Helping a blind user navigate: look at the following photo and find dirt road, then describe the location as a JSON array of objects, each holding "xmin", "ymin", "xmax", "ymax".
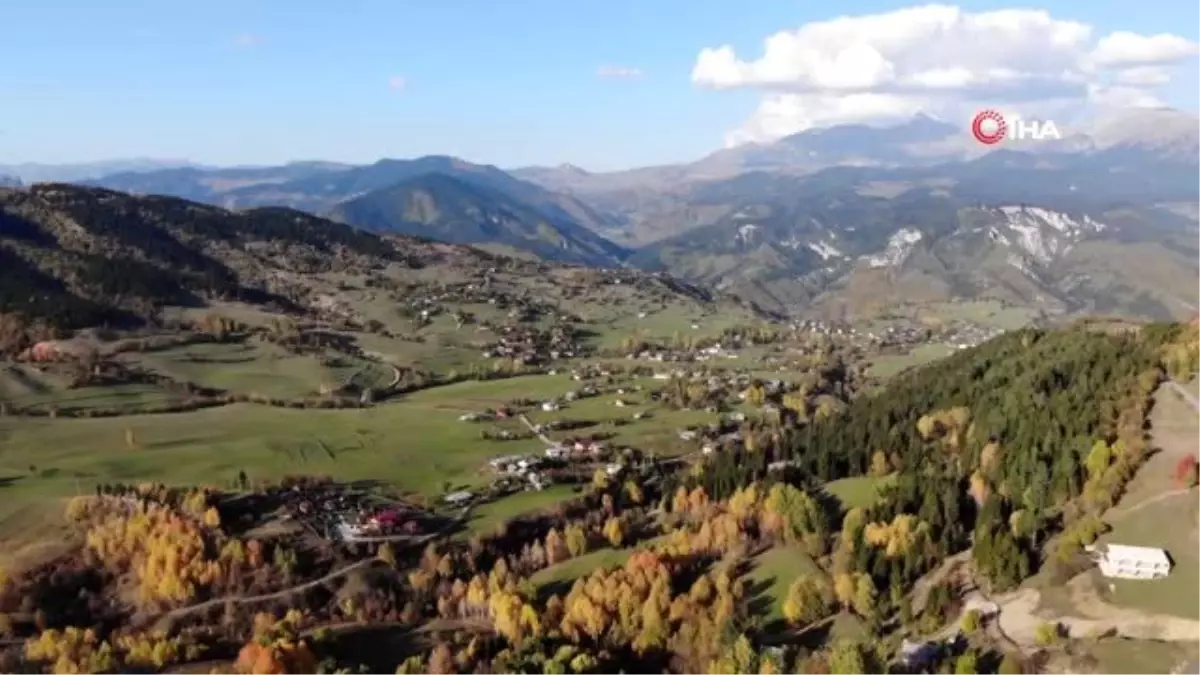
[
  {"xmin": 1166, "ymin": 381, "xmax": 1200, "ymax": 413},
  {"xmin": 994, "ymin": 584, "xmax": 1200, "ymax": 646}
]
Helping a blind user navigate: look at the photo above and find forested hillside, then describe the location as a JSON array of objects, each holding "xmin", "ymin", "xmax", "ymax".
[
  {"xmin": 0, "ymin": 184, "xmax": 415, "ymax": 328},
  {"xmin": 683, "ymin": 322, "xmax": 1195, "ymax": 599}
]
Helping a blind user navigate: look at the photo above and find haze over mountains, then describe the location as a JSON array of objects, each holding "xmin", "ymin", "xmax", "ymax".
[{"xmin": 6, "ymin": 107, "xmax": 1198, "ymax": 320}]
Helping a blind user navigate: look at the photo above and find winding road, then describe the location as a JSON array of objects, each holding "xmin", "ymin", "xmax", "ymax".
[
  {"xmin": 154, "ymin": 506, "xmax": 472, "ymax": 628},
  {"xmin": 157, "ymin": 558, "xmax": 382, "ymax": 625}
]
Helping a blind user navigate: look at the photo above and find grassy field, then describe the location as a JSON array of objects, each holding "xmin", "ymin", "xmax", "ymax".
[
  {"xmin": 1082, "ymin": 637, "xmax": 1199, "ymax": 674},
  {"xmin": 0, "ymin": 363, "xmax": 189, "ymax": 415},
  {"xmin": 1098, "ymin": 494, "xmax": 1199, "ymax": 619},
  {"xmin": 1093, "ymin": 381, "xmax": 1200, "ymax": 619},
  {"xmin": 463, "ymin": 485, "xmax": 582, "ymax": 538},
  {"xmin": 824, "ymin": 474, "xmax": 896, "ymax": 511},
  {"xmin": 530, "ymin": 545, "xmax": 641, "ymax": 588},
  {"xmin": 591, "ymin": 305, "xmax": 762, "ymax": 350},
  {"xmin": 916, "ymin": 300, "xmax": 1040, "ymax": 331},
  {"xmin": 0, "ymin": 372, "xmax": 709, "ymax": 559},
  {"xmin": 122, "ymin": 341, "xmax": 374, "ymax": 399},
  {"xmin": 868, "ymin": 344, "xmax": 956, "ymax": 378},
  {"xmin": 746, "ymin": 544, "xmax": 824, "ymax": 622}
]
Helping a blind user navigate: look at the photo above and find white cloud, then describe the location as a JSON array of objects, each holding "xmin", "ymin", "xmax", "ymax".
[
  {"xmin": 1091, "ymin": 32, "xmax": 1199, "ymax": 68},
  {"xmin": 387, "ymin": 75, "xmax": 408, "ymax": 91},
  {"xmin": 597, "ymin": 65, "xmax": 645, "ymax": 79},
  {"xmin": 233, "ymin": 33, "xmax": 264, "ymax": 48},
  {"xmin": 723, "ymin": 93, "xmax": 924, "ymax": 147},
  {"xmin": 692, "ymin": 5, "xmax": 1198, "ymax": 145},
  {"xmin": 1113, "ymin": 66, "xmax": 1170, "ymax": 87},
  {"xmin": 1087, "ymin": 83, "xmax": 1166, "ymax": 109}
]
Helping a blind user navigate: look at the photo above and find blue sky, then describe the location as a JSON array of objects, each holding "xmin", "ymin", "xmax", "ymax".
[{"xmin": 1, "ymin": 0, "xmax": 1196, "ymax": 170}]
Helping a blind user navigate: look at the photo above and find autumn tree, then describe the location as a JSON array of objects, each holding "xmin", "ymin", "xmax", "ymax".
[
  {"xmin": 862, "ymin": 513, "xmax": 929, "ymax": 559},
  {"xmin": 1174, "ymin": 454, "xmax": 1199, "ymax": 488},
  {"xmin": 961, "ymin": 609, "xmax": 980, "ymax": 633},
  {"xmin": 427, "ymin": 644, "xmax": 455, "ymax": 674},
  {"xmin": 851, "ymin": 573, "xmax": 877, "ymax": 620},
  {"xmin": 624, "ymin": 480, "xmax": 644, "ymax": 505},
  {"xmin": 762, "ymin": 483, "xmax": 828, "ymax": 555},
  {"xmin": 869, "ymin": 451, "xmax": 891, "ymax": 477},
  {"xmin": 545, "ymin": 528, "xmax": 570, "ymax": 565},
  {"xmin": 1034, "ymin": 621, "xmax": 1062, "ymax": 646},
  {"xmin": 1085, "ymin": 440, "xmax": 1112, "ymax": 480},
  {"xmin": 377, "ymin": 542, "xmax": 397, "ymax": 568},
  {"xmin": 827, "ymin": 640, "xmax": 875, "ymax": 675},
  {"xmin": 602, "ymin": 517, "xmax": 626, "ymax": 548},
  {"xmin": 954, "ymin": 650, "xmax": 979, "ymax": 674},
  {"xmin": 782, "ymin": 575, "xmax": 835, "ymax": 625}
]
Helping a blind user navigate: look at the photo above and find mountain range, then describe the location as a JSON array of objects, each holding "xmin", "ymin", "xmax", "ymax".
[
  {"xmin": 0, "ymin": 183, "xmax": 755, "ymax": 334},
  {"xmin": 4, "ymin": 107, "xmax": 1197, "ymax": 321}
]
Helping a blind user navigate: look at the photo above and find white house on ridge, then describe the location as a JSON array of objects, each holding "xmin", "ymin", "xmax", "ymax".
[{"xmin": 1086, "ymin": 543, "xmax": 1172, "ymax": 580}]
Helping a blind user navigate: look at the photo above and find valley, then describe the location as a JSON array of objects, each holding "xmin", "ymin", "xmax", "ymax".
[{"xmin": 1, "ymin": 98, "xmax": 1198, "ymax": 674}]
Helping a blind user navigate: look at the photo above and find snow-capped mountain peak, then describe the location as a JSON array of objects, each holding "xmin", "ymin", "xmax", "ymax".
[
  {"xmin": 988, "ymin": 205, "xmax": 1105, "ymax": 263},
  {"xmin": 863, "ymin": 228, "xmax": 923, "ymax": 268}
]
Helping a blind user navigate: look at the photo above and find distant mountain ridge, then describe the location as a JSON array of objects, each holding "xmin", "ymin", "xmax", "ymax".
[
  {"xmin": 84, "ymin": 155, "xmax": 629, "ymax": 266},
  {"xmin": 327, "ymin": 172, "xmax": 630, "ymax": 267},
  {"xmin": 18, "ymin": 105, "xmax": 1197, "ymax": 321}
]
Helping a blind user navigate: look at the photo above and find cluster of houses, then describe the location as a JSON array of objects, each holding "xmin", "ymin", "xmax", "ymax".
[
  {"xmin": 269, "ymin": 481, "xmax": 429, "ymax": 544},
  {"xmin": 625, "ymin": 341, "xmax": 743, "ymax": 363},
  {"xmin": 486, "ymin": 453, "xmax": 554, "ymax": 492},
  {"xmin": 872, "ymin": 321, "xmax": 1004, "ymax": 351},
  {"xmin": 676, "ymin": 415, "xmax": 752, "ymax": 456},
  {"xmin": 335, "ymin": 507, "xmax": 422, "ymax": 541},
  {"xmin": 480, "ymin": 324, "xmax": 585, "ymax": 364},
  {"xmin": 789, "ymin": 317, "xmax": 1006, "ymax": 354}
]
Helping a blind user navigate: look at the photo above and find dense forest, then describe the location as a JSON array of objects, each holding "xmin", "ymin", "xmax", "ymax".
[{"xmin": 683, "ymin": 323, "xmax": 1191, "ymax": 596}]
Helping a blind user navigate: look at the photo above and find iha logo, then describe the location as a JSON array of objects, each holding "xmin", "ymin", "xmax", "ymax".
[{"xmin": 971, "ymin": 110, "xmax": 1061, "ymax": 145}]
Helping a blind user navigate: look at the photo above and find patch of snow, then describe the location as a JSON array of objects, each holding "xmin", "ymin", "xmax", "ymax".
[
  {"xmin": 987, "ymin": 227, "xmax": 1011, "ymax": 246},
  {"xmin": 808, "ymin": 240, "xmax": 843, "ymax": 260},
  {"xmin": 992, "ymin": 206, "xmax": 1105, "ymax": 263},
  {"xmin": 863, "ymin": 228, "xmax": 923, "ymax": 268},
  {"xmin": 736, "ymin": 224, "xmax": 759, "ymax": 245},
  {"xmin": 1006, "ymin": 253, "xmax": 1037, "ymax": 279}
]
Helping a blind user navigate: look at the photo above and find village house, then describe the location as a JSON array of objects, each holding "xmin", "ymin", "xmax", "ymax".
[
  {"xmin": 444, "ymin": 490, "xmax": 474, "ymax": 505},
  {"xmin": 1086, "ymin": 543, "xmax": 1172, "ymax": 579}
]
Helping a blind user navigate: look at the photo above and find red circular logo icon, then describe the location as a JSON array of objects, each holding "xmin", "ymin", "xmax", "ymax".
[{"xmin": 972, "ymin": 110, "xmax": 1007, "ymax": 145}]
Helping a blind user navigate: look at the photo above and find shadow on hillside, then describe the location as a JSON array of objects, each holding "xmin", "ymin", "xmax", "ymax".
[{"xmin": 323, "ymin": 625, "xmax": 423, "ymax": 672}]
